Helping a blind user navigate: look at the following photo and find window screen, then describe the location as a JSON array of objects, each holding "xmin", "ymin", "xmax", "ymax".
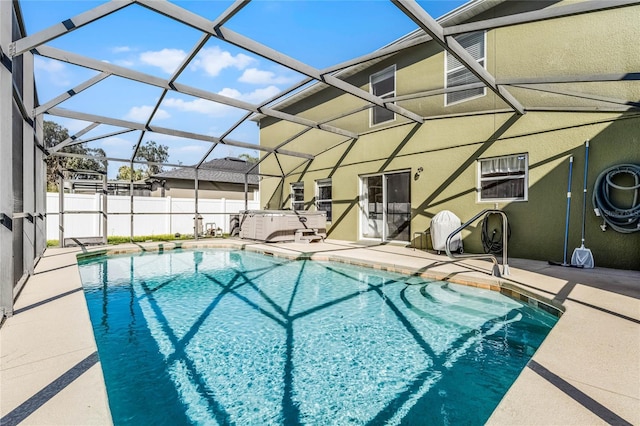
[
  {"xmin": 446, "ymin": 31, "xmax": 486, "ymax": 105},
  {"xmin": 478, "ymin": 154, "xmax": 528, "ymax": 202},
  {"xmin": 291, "ymin": 182, "xmax": 304, "ymax": 211},
  {"xmin": 370, "ymin": 66, "xmax": 395, "ymax": 125},
  {"xmin": 315, "ymin": 179, "xmax": 332, "ymax": 221}
]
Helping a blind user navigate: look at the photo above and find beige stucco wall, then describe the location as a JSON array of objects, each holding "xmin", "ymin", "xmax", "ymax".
[{"xmin": 258, "ymin": 2, "xmax": 640, "ymax": 269}]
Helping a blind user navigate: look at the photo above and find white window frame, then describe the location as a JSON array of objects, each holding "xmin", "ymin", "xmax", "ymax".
[
  {"xmin": 445, "ymin": 31, "xmax": 487, "ymax": 106},
  {"xmin": 291, "ymin": 182, "xmax": 304, "ymax": 211},
  {"xmin": 477, "ymin": 153, "xmax": 529, "ymax": 203},
  {"xmin": 315, "ymin": 178, "xmax": 332, "ymax": 222},
  {"xmin": 369, "ymin": 65, "xmax": 396, "ymax": 127}
]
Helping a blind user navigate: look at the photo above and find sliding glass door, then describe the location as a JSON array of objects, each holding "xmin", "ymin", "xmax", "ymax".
[
  {"xmin": 362, "ymin": 175, "xmax": 384, "ymax": 239},
  {"xmin": 361, "ymin": 171, "xmax": 411, "ymax": 242}
]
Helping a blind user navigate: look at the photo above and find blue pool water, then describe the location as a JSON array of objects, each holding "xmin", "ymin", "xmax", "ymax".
[{"xmin": 78, "ymin": 249, "xmax": 557, "ymax": 426}]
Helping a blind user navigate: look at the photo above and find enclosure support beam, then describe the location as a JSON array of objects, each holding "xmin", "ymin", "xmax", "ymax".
[
  {"xmin": 526, "ymin": 106, "xmax": 640, "ymax": 113},
  {"xmin": 244, "ymin": 174, "xmax": 249, "ymax": 211},
  {"xmin": 130, "ymin": 32, "xmax": 214, "ymax": 163},
  {"xmin": 130, "ymin": 160, "xmax": 134, "ymax": 243},
  {"xmin": 444, "ymin": 0, "xmax": 640, "ymax": 36},
  {"xmin": 34, "ymin": 72, "xmax": 110, "ymax": 116},
  {"xmin": 392, "ymin": 0, "xmax": 525, "ymax": 115},
  {"xmin": 50, "ymin": 122, "xmax": 101, "ymax": 153},
  {"xmin": 498, "ymin": 73, "xmax": 640, "ymax": 86},
  {"xmin": 9, "ymin": 0, "xmax": 134, "ymax": 57},
  {"xmin": 321, "ymin": 34, "xmax": 433, "ymax": 75},
  {"xmin": 65, "ymin": 128, "xmax": 136, "ymax": 148},
  {"xmin": 22, "ymin": 50, "xmax": 36, "ymax": 279},
  {"xmin": 213, "ymin": 30, "xmax": 422, "ymax": 123},
  {"xmin": 52, "ymin": 151, "xmax": 187, "ymax": 170},
  {"xmin": 509, "ymin": 83, "xmax": 640, "ymax": 108},
  {"xmin": 194, "ymin": 168, "xmax": 199, "ymax": 240},
  {"xmin": 34, "ymin": 45, "xmax": 357, "ymax": 140},
  {"xmin": 135, "ymin": 0, "xmax": 422, "ymax": 124},
  {"xmin": 0, "ymin": 1, "xmax": 14, "ymax": 318},
  {"xmin": 102, "ymin": 173, "xmax": 108, "ymax": 245},
  {"xmin": 47, "ymin": 107, "xmax": 315, "ymax": 160},
  {"xmin": 58, "ymin": 173, "xmax": 64, "ymax": 247},
  {"xmin": 35, "ymin": 114, "xmax": 46, "ymax": 258}
]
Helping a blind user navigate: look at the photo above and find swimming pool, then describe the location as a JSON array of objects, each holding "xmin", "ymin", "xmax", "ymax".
[{"xmin": 78, "ymin": 248, "xmax": 558, "ymax": 425}]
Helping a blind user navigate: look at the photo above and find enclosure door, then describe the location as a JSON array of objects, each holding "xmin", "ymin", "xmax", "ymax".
[{"xmin": 361, "ymin": 171, "xmax": 410, "ymax": 242}]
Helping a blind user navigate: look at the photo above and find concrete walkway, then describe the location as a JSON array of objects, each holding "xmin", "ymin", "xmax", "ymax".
[{"xmin": 1, "ymin": 239, "xmax": 638, "ymax": 425}]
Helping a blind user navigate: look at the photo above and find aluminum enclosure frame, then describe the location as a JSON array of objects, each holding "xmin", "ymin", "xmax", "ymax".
[
  {"xmin": 1, "ymin": 1, "xmax": 47, "ymax": 319},
  {"xmin": 2, "ymin": 0, "xmax": 639, "ymax": 318}
]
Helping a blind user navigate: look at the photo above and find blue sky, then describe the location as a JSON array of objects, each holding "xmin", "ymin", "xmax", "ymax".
[{"xmin": 19, "ymin": 0, "xmax": 467, "ymax": 177}]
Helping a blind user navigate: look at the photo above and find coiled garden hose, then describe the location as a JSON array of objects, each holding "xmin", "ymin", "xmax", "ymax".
[
  {"xmin": 592, "ymin": 164, "xmax": 640, "ymax": 234},
  {"xmin": 481, "ymin": 211, "xmax": 511, "ymax": 254}
]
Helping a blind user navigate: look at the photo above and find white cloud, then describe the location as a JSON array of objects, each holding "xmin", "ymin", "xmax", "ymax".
[
  {"xmin": 175, "ymin": 145, "xmax": 207, "ymax": 153},
  {"xmin": 34, "ymin": 57, "xmax": 70, "ymax": 86},
  {"xmin": 147, "ymin": 134, "xmax": 184, "ymax": 143},
  {"xmin": 124, "ymin": 105, "xmax": 171, "ymax": 122},
  {"xmin": 164, "ymin": 85, "xmax": 282, "ymax": 117},
  {"xmin": 114, "ymin": 59, "xmax": 135, "ymax": 68},
  {"xmin": 101, "ymin": 136, "xmax": 131, "ymax": 147},
  {"xmin": 191, "ymin": 46, "xmax": 255, "ymax": 77},
  {"xmin": 218, "ymin": 85, "xmax": 281, "ymax": 103},
  {"xmin": 238, "ymin": 68, "xmax": 296, "ymax": 85},
  {"xmin": 139, "ymin": 48, "xmax": 187, "ymax": 74},
  {"xmin": 55, "ymin": 118, "xmax": 90, "ymax": 135},
  {"xmin": 242, "ymin": 85, "xmax": 282, "ymax": 103},
  {"xmin": 163, "ymin": 97, "xmax": 233, "ymax": 116},
  {"xmin": 111, "ymin": 46, "xmax": 132, "ymax": 53},
  {"xmin": 218, "ymin": 88, "xmax": 242, "ymax": 99},
  {"xmin": 34, "ymin": 57, "xmax": 65, "ymax": 73}
]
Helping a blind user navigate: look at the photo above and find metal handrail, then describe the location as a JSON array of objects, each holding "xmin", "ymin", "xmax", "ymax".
[{"xmin": 445, "ymin": 209, "xmax": 510, "ymax": 277}]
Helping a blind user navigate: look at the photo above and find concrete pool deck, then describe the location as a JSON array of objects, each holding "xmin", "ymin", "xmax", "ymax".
[{"xmin": 1, "ymin": 238, "xmax": 638, "ymax": 425}]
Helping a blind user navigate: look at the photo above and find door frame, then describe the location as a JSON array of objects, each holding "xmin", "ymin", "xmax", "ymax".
[{"xmin": 358, "ymin": 169, "xmax": 411, "ymax": 243}]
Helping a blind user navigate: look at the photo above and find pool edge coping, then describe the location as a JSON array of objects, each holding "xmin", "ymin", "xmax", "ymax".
[
  {"xmin": 7, "ymin": 240, "xmax": 638, "ymax": 425},
  {"xmin": 76, "ymin": 240, "xmax": 565, "ymax": 318}
]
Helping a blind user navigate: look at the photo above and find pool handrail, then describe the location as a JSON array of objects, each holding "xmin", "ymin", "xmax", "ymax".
[{"xmin": 445, "ymin": 209, "xmax": 510, "ymax": 277}]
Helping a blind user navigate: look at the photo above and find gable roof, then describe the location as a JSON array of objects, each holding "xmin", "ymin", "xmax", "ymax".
[{"xmin": 150, "ymin": 157, "xmax": 259, "ymax": 185}]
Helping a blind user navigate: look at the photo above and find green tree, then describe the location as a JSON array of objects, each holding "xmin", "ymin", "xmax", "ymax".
[
  {"xmin": 238, "ymin": 152, "xmax": 258, "ymax": 163},
  {"xmin": 115, "ymin": 141, "xmax": 170, "ymax": 181},
  {"xmin": 116, "ymin": 165, "xmax": 144, "ymax": 181},
  {"xmin": 135, "ymin": 140, "xmax": 169, "ymax": 177},
  {"xmin": 44, "ymin": 121, "xmax": 107, "ymax": 191}
]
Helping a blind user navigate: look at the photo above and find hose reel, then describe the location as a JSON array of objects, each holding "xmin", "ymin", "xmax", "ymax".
[
  {"xmin": 592, "ymin": 164, "xmax": 640, "ymax": 233},
  {"xmin": 481, "ymin": 211, "xmax": 511, "ymax": 254}
]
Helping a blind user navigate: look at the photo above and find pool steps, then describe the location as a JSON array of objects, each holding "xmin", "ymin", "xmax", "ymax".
[{"xmin": 76, "ymin": 239, "xmax": 564, "ymax": 318}]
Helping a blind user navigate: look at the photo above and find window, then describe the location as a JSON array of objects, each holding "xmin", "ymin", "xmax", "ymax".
[
  {"xmin": 315, "ymin": 179, "xmax": 332, "ymax": 221},
  {"xmin": 291, "ymin": 182, "xmax": 304, "ymax": 210},
  {"xmin": 445, "ymin": 31, "xmax": 486, "ymax": 105},
  {"xmin": 478, "ymin": 154, "xmax": 528, "ymax": 202},
  {"xmin": 370, "ymin": 66, "xmax": 395, "ymax": 126}
]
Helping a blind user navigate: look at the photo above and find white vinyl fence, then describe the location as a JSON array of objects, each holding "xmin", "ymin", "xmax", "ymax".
[{"xmin": 46, "ymin": 193, "xmax": 259, "ymax": 240}]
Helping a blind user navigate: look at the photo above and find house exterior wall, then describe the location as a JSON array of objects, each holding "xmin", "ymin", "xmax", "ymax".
[{"xmin": 258, "ymin": 2, "xmax": 640, "ymax": 269}]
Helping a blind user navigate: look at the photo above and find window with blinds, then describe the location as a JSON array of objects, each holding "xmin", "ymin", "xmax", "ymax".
[
  {"xmin": 370, "ymin": 65, "xmax": 395, "ymax": 126},
  {"xmin": 477, "ymin": 154, "xmax": 528, "ymax": 202},
  {"xmin": 446, "ymin": 31, "xmax": 486, "ymax": 105},
  {"xmin": 315, "ymin": 179, "xmax": 332, "ymax": 221},
  {"xmin": 291, "ymin": 182, "xmax": 304, "ymax": 210}
]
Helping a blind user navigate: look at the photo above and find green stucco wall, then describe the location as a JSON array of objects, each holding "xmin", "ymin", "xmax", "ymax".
[{"xmin": 258, "ymin": 2, "xmax": 640, "ymax": 270}]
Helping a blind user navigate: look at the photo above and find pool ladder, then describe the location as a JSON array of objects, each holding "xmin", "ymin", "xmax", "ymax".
[{"xmin": 445, "ymin": 209, "xmax": 510, "ymax": 277}]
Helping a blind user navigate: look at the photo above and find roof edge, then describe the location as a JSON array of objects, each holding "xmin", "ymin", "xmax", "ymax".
[{"xmin": 251, "ymin": 0, "xmax": 506, "ymax": 121}]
